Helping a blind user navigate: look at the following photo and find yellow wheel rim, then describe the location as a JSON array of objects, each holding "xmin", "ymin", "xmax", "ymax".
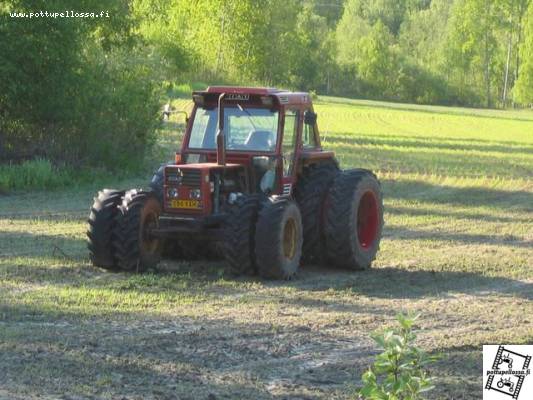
[{"xmin": 283, "ymin": 218, "xmax": 297, "ymax": 260}]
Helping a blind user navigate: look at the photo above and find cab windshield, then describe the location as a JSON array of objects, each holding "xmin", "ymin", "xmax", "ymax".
[{"xmin": 188, "ymin": 106, "xmax": 279, "ymax": 152}]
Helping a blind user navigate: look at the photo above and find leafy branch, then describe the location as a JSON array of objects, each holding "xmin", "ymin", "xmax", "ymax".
[{"xmin": 357, "ymin": 313, "xmax": 441, "ymax": 400}]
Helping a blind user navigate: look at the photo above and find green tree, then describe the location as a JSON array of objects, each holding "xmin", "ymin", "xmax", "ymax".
[
  {"xmin": 399, "ymin": 0, "xmax": 452, "ymax": 72},
  {"xmin": 444, "ymin": 0, "xmax": 506, "ymax": 107},
  {"xmin": 336, "ymin": 0, "xmax": 372, "ymax": 67},
  {"xmin": 357, "ymin": 21, "xmax": 398, "ymax": 98},
  {"xmin": 344, "ymin": 0, "xmax": 409, "ymax": 36},
  {"xmin": 515, "ymin": 1, "xmax": 533, "ymax": 103},
  {"xmin": 291, "ymin": 3, "xmax": 332, "ymax": 90}
]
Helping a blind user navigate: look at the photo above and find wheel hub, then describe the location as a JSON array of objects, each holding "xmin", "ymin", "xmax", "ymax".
[
  {"xmin": 357, "ymin": 191, "xmax": 378, "ymax": 249},
  {"xmin": 283, "ymin": 218, "xmax": 297, "ymax": 260}
]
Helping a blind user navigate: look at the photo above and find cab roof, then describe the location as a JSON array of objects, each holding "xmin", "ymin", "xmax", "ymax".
[{"xmin": 195, "ymin": 86, "xmax": 312, "ymax": 106}]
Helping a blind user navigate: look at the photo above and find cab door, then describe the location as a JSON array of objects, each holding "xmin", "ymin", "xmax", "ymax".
[{"xmin": 280, "ymin": 108, "xmax": 301, "ymax": 196}]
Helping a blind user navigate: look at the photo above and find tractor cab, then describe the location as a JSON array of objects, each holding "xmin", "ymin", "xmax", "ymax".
[{"xmin": 162, "ymin": 87, "xmax": 331, "ymax": 218}]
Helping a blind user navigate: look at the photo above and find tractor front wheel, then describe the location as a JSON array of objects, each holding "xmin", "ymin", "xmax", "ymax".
[
  {"xmin": 325, "ymin": 170, "xmax": 383, "ymax": 270},
  {"xmin": 87, "ymin": 189, "xmax": 124, "ymax": 270},
  {"xmin": 113, "ymin": 189, "xmax": 162, "ymax": 272},
  {"xmin": 255, "ymin": 199, "xmax": 303, "ymax": 280}
]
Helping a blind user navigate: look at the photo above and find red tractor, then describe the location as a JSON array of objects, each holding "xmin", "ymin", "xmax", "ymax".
[{"xmin": 87, "ymin": 87, "xmax": 384, "ymax": 279}]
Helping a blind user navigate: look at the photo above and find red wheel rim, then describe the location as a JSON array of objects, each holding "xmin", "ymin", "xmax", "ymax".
[{"xmin": 357, "ymin": 191, "xmax": 378, "ymax": 249}]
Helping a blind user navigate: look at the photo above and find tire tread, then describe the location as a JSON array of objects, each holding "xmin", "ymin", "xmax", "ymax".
[
  {"xmin": 87, "ymin": 189, "xmax": 124, "ymax": 269},
  {"xmin": 294, "ymin": 162, "xmax": 339, "ymax": 264}
]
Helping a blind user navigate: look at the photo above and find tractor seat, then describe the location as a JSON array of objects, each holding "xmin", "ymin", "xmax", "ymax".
[{"xmin": 245, "ymin": 130, "xmax": 274, "ymax": 150}]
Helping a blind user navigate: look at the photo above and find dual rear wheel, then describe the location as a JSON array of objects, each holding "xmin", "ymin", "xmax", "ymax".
[
  {"xmin": 222, "ymin": 168, "xmax": 383, "ymax": 279},
  {"xmin": 294, "ymin": 164, "xmax": 383, "ymax": 270}
]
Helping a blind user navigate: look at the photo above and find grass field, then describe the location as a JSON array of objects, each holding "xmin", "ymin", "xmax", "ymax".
[{"xmin": 0, "ymin": 95, "xmax": 532, "ymax": 399}]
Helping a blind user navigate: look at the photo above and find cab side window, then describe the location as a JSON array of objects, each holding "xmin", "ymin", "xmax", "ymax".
[
  {"xmin": 282, "ymin": 109, "xmax": 298, "ymax": 176},
  {"xmin": 303, "ymin": 112, "xmax": 318, "ymax": 148}
]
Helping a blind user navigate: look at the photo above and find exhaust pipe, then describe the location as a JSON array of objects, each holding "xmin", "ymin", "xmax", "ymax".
[{"xmin": 216, "ymin": 93, "xmax": 226, "ymax": 166}]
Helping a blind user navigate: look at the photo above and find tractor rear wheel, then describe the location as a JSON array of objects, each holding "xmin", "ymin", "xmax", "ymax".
[
  {"xmin": 325, "ymin": 169, "xmax": 383, "ymax": 270},
  {"xmin": 294, "ymin": 162, "xmax": 339, "ymax": 264},
  {"xmin": 222, "ymin": 195, "xmax": 261, "ymax": 275},
  {"xmin": 113, "ymin": 189, "xmax": 162, "ymax": 272},
  {"xmin": 255, "ymin": 199, "xmax": 303, "ymax": 280},
  {"xmin": 87, "ymin": 189, "xmax": 124, "ymax": 270}
]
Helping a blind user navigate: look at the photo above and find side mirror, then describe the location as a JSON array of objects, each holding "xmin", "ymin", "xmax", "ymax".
[{"xmin": 304, "ymin": 111, "xmax": 317, "ymax": 125}]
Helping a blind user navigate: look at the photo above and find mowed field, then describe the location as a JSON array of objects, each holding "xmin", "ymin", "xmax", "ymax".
[{"xmin": 0, "ymin": 96, "xmax": 532, "ymax": 399}]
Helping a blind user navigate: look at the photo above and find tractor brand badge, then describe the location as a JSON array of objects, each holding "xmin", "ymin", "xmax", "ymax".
[
  {"xmin": 484, "ymin": 345, "xmax": 532, "ymax": 399},
  {"xmin": 226, "ymin": 93, "xmax": 249, "ymax": 101}
]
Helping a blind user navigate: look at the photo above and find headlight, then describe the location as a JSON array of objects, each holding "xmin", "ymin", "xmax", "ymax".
[
  {"xmin": 189, "ymin": 189, "xmax": 201, "ymax": 200},
  {"xmin": 167, "ymin": 188, "xmax": 179, "ymax": 198}
]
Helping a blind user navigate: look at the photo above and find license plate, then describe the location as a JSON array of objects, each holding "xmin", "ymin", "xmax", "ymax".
[{"xmin": 170, "ymin": 199, "xmax": 200, "ymax": 209}]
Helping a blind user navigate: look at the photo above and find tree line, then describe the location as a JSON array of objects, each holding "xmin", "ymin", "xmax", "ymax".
[
  {"xmin": 136, "ymin": 0, "xmax": 533, "ymax": 107},
  {"xmin": 1, "ymin": 0, "xmax": 533, "ymax": 170}
]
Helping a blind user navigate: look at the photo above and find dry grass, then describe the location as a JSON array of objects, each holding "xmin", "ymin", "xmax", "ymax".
[{"xmin": 0, "ymin": 96, "xmax": 532, "ymax": 399}]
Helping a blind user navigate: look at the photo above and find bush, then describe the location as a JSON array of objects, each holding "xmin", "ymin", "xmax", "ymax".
[
  {"xmin": 69, "ymin": 49, "xmax": 161, "ymax": 171},
  {"xmin": 356, "ymin": 313, "xmax": 439, "ymax": 400},
  {"xmin": 0, "ymin": 2, "xmax": 161, "ymax": 174},
  {"xmin": 0, "ymin": 159, "xmax": 72, "ymax": 192},
  {"xmin": 169, "ymin": 81, "xmax": 212, "ymax": 98}
]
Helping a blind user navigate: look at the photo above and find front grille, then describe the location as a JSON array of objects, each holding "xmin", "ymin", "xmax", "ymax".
[
  {"xmin": 166, "ymin": 168, "xmax": 202, "ymax": 187},
  {"xmin": 165, "ymin": 170, "xmax": 179, "ymax": 183},
  {"xmin": 181, "ymin": 169, "xmax": 201, "ymax": 186}
]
